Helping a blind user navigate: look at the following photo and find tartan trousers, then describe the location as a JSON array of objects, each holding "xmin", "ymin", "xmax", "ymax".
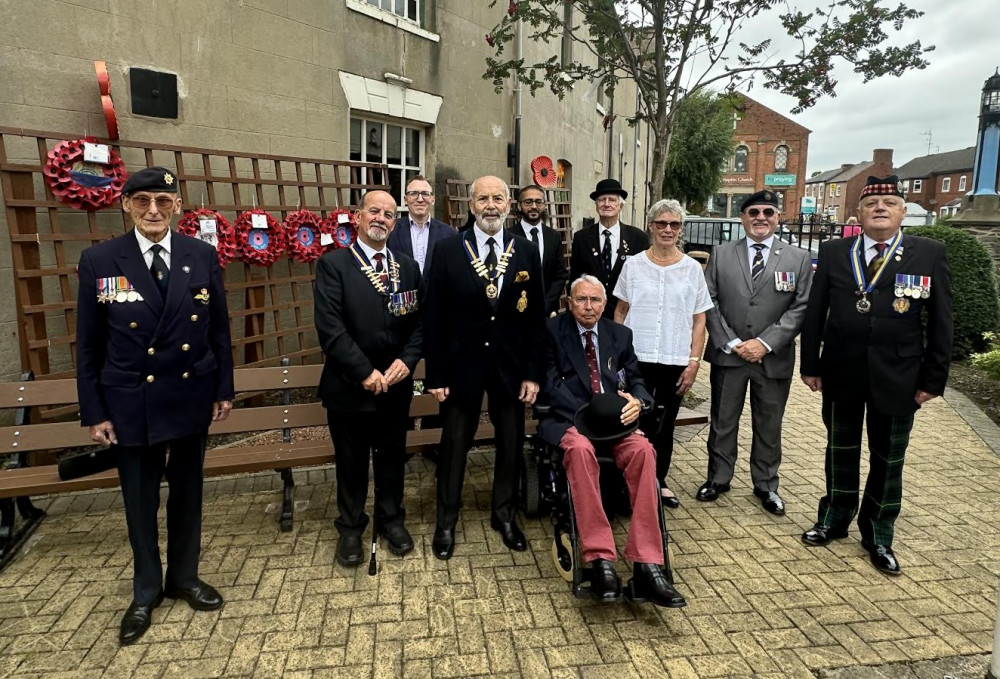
[{"xmin": 817, "ymin": 396, "xmax": 914, "ymax": 547}]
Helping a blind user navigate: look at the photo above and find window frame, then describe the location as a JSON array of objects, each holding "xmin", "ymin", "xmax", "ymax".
[
  {"xmin": 350, "ymin": 115, "xmax": 426, "ymax": 212},
  {"xmin": 959, "ymin": 175, "xmax": 967, "ymax": 191},
  {"xmin": 941, "ymin": 177, "xmax": 951, "ymax": 193},
  {"xmin": 774, "ymin": 144, "xmax": 790, "ymax": 172},
  {"xmin": 345, "ymin": 0, "xmax": 440, "ymax": 42},
  {"xmin": 912, "ymin": 179, "xmax": 923, "ymax": 193},
  {"xmin": 732, "ymin": 145, "xmax": 749, "ymax": 174}
]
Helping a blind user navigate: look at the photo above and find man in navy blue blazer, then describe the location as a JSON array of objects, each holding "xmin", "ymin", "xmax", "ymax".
[
  {"xmin": 386, "ymin": 175, "xmax": 458, "ymax": 274},
  {"xmin": 76, "ymin": 167, "xmax": 235, "ymax": 645}
]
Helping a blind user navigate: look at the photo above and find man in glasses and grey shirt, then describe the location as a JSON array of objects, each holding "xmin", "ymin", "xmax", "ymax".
[{"xmin": 699, "ymin": 190, "xmax": 813, "ymax": 515}]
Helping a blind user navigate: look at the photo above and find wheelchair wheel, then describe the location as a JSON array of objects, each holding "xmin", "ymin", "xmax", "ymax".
[
  {"xmin": 551, "ymin": 533, "xmax": 574, "ymax": 581},
  {"xmin": 521, "ymin": 443, "xmax": 542, "ymax": 518}
]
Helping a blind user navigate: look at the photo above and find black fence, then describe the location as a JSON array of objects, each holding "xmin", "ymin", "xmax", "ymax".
[{"xmin": 684, "ymin": 214, "xmax": 849, "ymax": 259}]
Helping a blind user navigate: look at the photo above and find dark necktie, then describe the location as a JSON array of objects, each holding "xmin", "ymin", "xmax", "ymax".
[
  {"xmin": 373, "ymin": 252, "xmax": 388, "ymax": 286},
  {"xmin": 530, "ymin": 227, "xmax": 539, "ymax": 247},
  {"xmin": 751, "ymin": 243, "xmax": 766, "ymax": 280},
  {"xmin": 868, "ymin": 242, "xmax": 887, "ymax": 281},
  {"xmin": 150, "ymin": 243, "xmax": 169, "ymax": 297},
  {"xmin": 484, "ymin": 237, "xmax": 498, "ymax": 273},
  {"xmin": 601, "ymin": 230, "xmax": 612, "ymax": 278},
  {"xmin": 583, "ymin": 331, "xmax": 602, "ymax": 395}
]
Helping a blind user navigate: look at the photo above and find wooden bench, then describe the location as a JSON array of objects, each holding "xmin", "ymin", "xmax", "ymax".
[{"xmin": 0, "ymin": 360, "xmax": 707, "ymax": 570}]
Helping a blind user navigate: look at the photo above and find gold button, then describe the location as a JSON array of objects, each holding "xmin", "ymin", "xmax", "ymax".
[
  {"xmin": 181, "ymin": 343, "xmax": 190, "ymax": 351},
  {"xmin": 147, "ymin": 348, "xmax": 155, "ymax": 356},
  {"xmin": 484, "ymin": 342, "xmax": 490, "ymax": 347},
  {"xmin": 181, "ymin": 372, "xmax": 190, "ymax": 379},
  {"xmin": 190, "ymin": 314, "xmax": 199, "ymax": 322},
  {"xmin": 146, "ymin": 375, "xmax": 154, "ymax": 383},
  {"xmin": 129, "ymin": 322, "xmax": 138, "ymax": 329}
]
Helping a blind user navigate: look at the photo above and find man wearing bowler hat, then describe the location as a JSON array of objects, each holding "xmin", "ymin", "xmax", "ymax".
[
  {"xmin": 800, "ymin": 175, "xmax": 952, "ymax": 576},
  {"xmin": 538, "ymin": 274, "xmax": 685, "ymax": 607},
  {"xmin": 76, "ymin": 166, "xmax": 234, "ymax": 644},
  {"xmin": 569, "ymin": 179, "xmax": 649, "ymax": 318}
]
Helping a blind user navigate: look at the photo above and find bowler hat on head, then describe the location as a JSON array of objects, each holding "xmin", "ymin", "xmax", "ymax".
[
  {"xmin": 574, "ymin": 392, "xmax": 637, "ymax": 443},
  {"xmin": 740, "ymin": 190, "xmax": 780, "ymax": 213},
  {"xmin": 589, "ymin": 178, "xmax": 628, "ymax": 201},
  {"xmin": 122, "ymin": 166, "xmax": 178, "ymax": 195},
  {"xmin": 859, "ymin": 174, "xmax": 905, "ymax": 200}
]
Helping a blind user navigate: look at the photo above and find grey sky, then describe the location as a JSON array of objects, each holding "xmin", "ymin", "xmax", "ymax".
[{"xmin": 737, "ymin": 0, "xmax": 999, "ymax": 176}]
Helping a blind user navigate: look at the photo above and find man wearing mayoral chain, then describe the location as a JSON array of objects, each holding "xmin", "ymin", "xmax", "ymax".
[
  {"xmin": 799, "ymin": 175, "xmax": 953, "ymax": 576},
  {"xmin": 423, "ymin": 175, "xmax": 545, "ymax": 560}
]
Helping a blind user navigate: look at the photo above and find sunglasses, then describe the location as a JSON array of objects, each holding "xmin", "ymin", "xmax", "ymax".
[
  {"xmin": 649, "ymin": 220, "xmax": 682, "ymax": 231},
  {"xmin": 746, "ymin": 207, "xmax": 777, "ymax": 218}
]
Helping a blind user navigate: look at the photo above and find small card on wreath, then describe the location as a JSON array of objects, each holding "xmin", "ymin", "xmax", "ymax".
[
  {"xmin": 83, "ymin": 142, "xmax": 110, "ymax": 165},
  {"xmin": 251, "ymin": 214, "xmax": 268, "ymax": 229},
  {"xmin": 320, "ymin": 233, "xmax": 334, "ymax": 246},
  {"xmin": 199, "ymin": 218, "xmax": 217, "ymax": 234},
  {"xmin": 337, "ymin": 213, "xmax": 350, "ymax": 224}
]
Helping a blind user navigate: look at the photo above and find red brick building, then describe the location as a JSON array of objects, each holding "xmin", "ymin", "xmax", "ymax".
[
  {"xmin": 804, "ymin": 149, "xmax": 895, "ymax": 223},
  {"xmin": 709, "ymin": 95, "xmax": 810, "ymax": 217},
  {"xmin": 895, "ymin": 147, "xmax": 976, "ymax": 217}
]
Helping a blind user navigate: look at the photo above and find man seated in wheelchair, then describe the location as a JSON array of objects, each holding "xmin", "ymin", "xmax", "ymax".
[{"xmin": 538, "ymin": 275, "xmax": 686, "ymax": 607}]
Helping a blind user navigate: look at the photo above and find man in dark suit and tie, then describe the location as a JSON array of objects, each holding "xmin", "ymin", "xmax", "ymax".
[
  {"xmin": 510, "ymin": 184, "xmax": 568, "ymax": 316},
  {"xmin": 540, "ymin": 275, "xmax": 686, "ymax": 608},
  {"xmin": 314, "ymin": 189, "xmax": 424, "ymax": 567},
  {"xmin": 800, "ymin": 175, "xmax": 953, "ymax": 576},
  {"xmin": 423, "ymin": 175, "xmax": 546, "ymax": 559},
  {"xmin": 569, "ymin": 178, "xmax": 649, "ymax": 318},
  {"xmin": 386, "ymin": 175, "xmax": 457, "ymax": 274},
  {"xmin": 75, "ymin": 166, "xmax": 234, "ymax": 645},
  {"xmin": 700, "ymin": 190, "xmax": 813, "ymax": 514}
]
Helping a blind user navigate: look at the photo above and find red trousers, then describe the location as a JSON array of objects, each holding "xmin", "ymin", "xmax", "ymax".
[{"xmin": 560, "ymin": 427, "xmax": 664, "ymax": 565}]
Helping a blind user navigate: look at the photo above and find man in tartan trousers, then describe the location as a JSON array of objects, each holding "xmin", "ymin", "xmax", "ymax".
[{"xmin": 799, "ymin": 175, "xmax": 953, "ymax": 576}]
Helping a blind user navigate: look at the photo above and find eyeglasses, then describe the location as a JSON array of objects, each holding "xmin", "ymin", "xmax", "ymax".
[
  {"xmin": 746, "ymin": 207, "xmax": 777, "ymax": 218},
  {"xmin": 519, "ymin": 198, "xmax": 545, "ymax": 206},
  {"xmin": 649, "ymin": 220, "xmax": 682, "ymax": 231},
  {"xmin": 129, "ymin": 195, "xmax": 176, "ymax": 211},
  {"xmin": 405, "ymin": 190, "xmax": 433, "ymax": 199},
  {"xmin": 572, "ymin": 295, "xmax": 604, "ymax": 306}
]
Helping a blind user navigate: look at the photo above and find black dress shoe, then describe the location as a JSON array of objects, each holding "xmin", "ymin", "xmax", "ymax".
[
  {"xmin": 163, "ymin": 580, "xmax": 223, "ymax": 611},
  {"xmin": 335, "ymin": 534, "xmax": 364, "ymax": 567},
  {"xmin": 588, "ymin": 559, "xmax": 622, "ymax": 603},
  {"xmin": 801, "ymin": 523, "xmax": 849, "ymax": 547},
  {"xmin": 626, "ymin": 563, "xmax": 687, "ymax": 608},
  {"xmin": 379, "ymin": 524, "xmax": 415, "ymax": 556},
  {"xmin": 862, "ymin": 541, "xmax": 902, "ymax": 576},
  {"xmin": 490, "ymin": 517, "xmax": 528, "ymax": 551},
  {"xmin": 753, "ymin": 489, "xmax": 786, "ymax": 516},
  {"xmin": 432, "ymin": 525, "xmax": 455, "ymax": 560},
  {"xmin": 119, "ymin": 593, "xmax": 163, "ymax": 645},
  {"xmin": 695, "ymin": 482, "xmax": 731, "ymax": 502}
]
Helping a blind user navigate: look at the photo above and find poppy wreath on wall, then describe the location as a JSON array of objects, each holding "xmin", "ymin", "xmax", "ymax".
[
  {"xmin": 234, "ymin": 209, "xmax": 287, "ymax": 267},
  {"xmin": 43, "ymin": 137, "xmax": 127, "ymax": 211},
  {"xmin": 177, "ymin": 209, "xmax": 237, "ymax": 268},
  {"xmin": 283, "ymin": 210, "xmax": 325, "ymax": 263},
  {"xmin": 320, "ymin": 209, "xmax": 358, "ymax": 251}
]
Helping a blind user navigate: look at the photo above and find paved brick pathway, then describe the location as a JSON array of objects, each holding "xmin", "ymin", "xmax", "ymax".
[{"xmin": 0, "ymin": 373, "xmax": 997, "ymax": 678}]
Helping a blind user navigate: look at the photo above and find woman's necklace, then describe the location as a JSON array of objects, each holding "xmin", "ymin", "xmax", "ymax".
[{"xmin": 647, "ymin": 247, "xmax": 681, "ymax": 266}]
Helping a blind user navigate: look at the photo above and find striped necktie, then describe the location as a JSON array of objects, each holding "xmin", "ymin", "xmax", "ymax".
[{"xmin": 751, "ymin": 243, "xmax": 766, "ymax": 280}]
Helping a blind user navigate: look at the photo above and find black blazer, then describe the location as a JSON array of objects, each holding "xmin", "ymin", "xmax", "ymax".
[
  {"xmin": 387, "ymin": 217, "xmax": 458, "ymax": 272},
  {"xmin": 314, "ymin": 247, "xmax": 424, "ymax": 412},
  {"xmin": 508, "ymin": 222, "xmax": 568, "ymax": 315},
  {"xmin": 423, "ymin": 229, "xmax": 546, "ymax": 402},
  {"xmin": 75, "ymin": 231, "xmax": 235, "ymax": 447},
  {"xmin": 538, "ymin": 315, "xmax": 652, "ymax": 446},
  {"xmin": 569, "ymin": 222, "xmax": 649, "ymax": 318},
  {"xmin": 800, "ymin": 233, "xmax": 953, "ymax": 415}
]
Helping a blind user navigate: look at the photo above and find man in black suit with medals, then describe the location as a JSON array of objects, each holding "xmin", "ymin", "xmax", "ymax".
[
  {"xmin": 76, "ymin": 166, "xmax": 234, "ymax": 645},
  {"xmin": 510, "ymin": 184, "xmax": 568, "ymax": 317},
  {"xmin": 314, "ymin": 190, "xmax": 423, "ymax": 567},
  {"xmin": 800, "ymin": 175, "xmax": 953, "ymax": 576},
  {"xmin": 569, "ymin": 179, "xmax": 649, "ymax": 319},
  {"xmin": 424, "ymin": 175, "xmax": 546, "ymax": 559},
  {"xmin": 386, "ymin": 175, "xmax": 458, "ymax": 274}
]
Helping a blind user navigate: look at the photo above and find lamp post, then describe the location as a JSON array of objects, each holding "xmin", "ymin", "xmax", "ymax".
[{"xmin": 971, "ymin": 68, "xmax": 1000, "ymax": 197}]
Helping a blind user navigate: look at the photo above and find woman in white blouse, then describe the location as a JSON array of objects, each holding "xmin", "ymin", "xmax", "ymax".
[{"xmin": 614, "ymin": 199, "xmax": 712, "ymax": 508}]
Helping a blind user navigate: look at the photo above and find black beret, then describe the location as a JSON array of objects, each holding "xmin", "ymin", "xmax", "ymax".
[
  {"xmin": 740, "ymin": 190, "xmax": 779, "ymax": 213},
  {"xmin": 122, "ymin": 166, "xmax": 178, "ymax": 195},
  {"xmin": 860, "ymin": 175, "xmax": 905, "ymax": 200}
]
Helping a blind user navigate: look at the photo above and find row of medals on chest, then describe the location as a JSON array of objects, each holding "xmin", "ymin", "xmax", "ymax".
[
  {"xmin": 856, "ymin": 261, "xmax": 928, "ymax": 314},
  {"xmin": 359, "ymin": 256, "xmax": 411, "ymax": 315}
]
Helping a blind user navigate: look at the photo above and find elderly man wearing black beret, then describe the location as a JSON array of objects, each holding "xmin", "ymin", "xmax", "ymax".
[
  {"xmin": 699, "ymin": 190, "xmax": 813, "ymax": 515},
  {"xmin": 799, "ymin": 175, "xmax": 953, "ymax": 576},
  {"xmin": 75, "ymin": 166, "xmax": 235, "ymax": 644}
]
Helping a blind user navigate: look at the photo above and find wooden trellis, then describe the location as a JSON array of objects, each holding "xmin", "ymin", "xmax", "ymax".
[{"xmin": 0, "ymin": 127, "xmax": 388, "ymax": 385}]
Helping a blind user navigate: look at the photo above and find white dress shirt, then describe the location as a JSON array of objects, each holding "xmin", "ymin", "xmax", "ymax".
[
  {"xmin": 576, "ymin": 320, "xmax": 603, "ymax": 394},
  {"xmin": 409, "ymin": 218, "xmax": 431, "ymax": 272},
  {"xmin": 135, "ymin": 228, "xmax": 172, "ymax": 270},
  {"xmin": 862, "ymin": 232, "xmax": 898, "ymax": 264},
  {"xmin": 598, "ymin": 222, "xmax": 621, "ymax": 261},
  {"xmin": 474, "ymin": 225, "xmax": 504, "ymax": 296},
  {"xmin": 520, "ymin": 219, "xmax": 544, "ymax": 262},
  {"xmin": 356, "ymin": 238, "xmax": 387, "ymax": 265},
  {"xmin": 746, "ymin": 234, "xmax": 775, "ymax": 269}
]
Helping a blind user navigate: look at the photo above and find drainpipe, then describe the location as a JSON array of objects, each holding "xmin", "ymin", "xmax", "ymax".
[{"xmin": 512, "ymin": 16, "xmax": 523, "ymax": 187}]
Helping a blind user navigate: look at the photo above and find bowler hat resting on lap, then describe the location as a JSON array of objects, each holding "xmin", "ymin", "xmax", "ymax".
[{"xmin": 574, "ymin": 393, "xmax": 637, "ymax": 443}]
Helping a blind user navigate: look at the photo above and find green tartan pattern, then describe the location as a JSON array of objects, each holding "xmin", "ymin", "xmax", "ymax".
[{"xmin": 818, "ymin": 398, "xmax": 913, "ymax": 546}]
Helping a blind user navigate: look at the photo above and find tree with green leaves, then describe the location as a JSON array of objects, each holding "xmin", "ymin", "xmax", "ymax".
[
  {"xmin": 663, "ymin": 90, "xmax": 735, "ymax": 213},
  {"xmin": 485, "ymin": 0, "xmax": 933, "ymax": 202}
]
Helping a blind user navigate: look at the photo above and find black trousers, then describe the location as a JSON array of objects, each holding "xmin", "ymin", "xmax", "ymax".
[
  {"xmin": 637, "ymin": 362, "xmax": 686, "ymax": 483},
  {"xmin": 327, "ymin": 395, "xmax": 410, "ymax": 537},
  {"xmin": 436, "ymin": 367, "xmax": 524, "ymax": 528},
  {"xmin": 116, "ymin": 431, "xmax": 206, "ymax": 606}
]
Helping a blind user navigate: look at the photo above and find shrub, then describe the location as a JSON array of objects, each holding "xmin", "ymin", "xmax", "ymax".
[
  {"xmin": 905, "ymin": 225, "xmax": 1000, "ymax": 359},
  {"xmin": 970, "ymin": 332, "xmax": 1000, "ymax": 380}
]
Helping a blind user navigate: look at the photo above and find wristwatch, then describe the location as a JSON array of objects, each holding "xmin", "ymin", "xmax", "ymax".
[{"xmin": 688, "ymin": 356, "xmax": 701, "ymax": 364}]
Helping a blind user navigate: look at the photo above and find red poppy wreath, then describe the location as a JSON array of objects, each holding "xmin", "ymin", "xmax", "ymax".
[
  {"xmin": 283, "ymin": 209, "xmax": 325, "ymax": 263},
  {"xmin": 234, "ymin": 209, "xmax": 287, "ymax": 267},
  {"xmin": 178, "ymin": 209, "xmax": 237, "ymax": 268},
  {"xmin": 43, "ymin": 137, "xmax": 127, "ymax": 211},
  {"xmin": 320, "ymin": 209, "xmax": 358, "ymax": 251}
]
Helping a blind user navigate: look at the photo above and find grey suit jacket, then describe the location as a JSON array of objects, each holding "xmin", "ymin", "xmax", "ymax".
[{"xmin": 703, "ymin": 237, "xmax": 813, "ymax": 379}]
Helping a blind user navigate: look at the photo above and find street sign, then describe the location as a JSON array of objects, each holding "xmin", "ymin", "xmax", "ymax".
[
  {"xmin": 801, "ymin": 196, "xmax": 816, "ymax": 214},
  {"xmin": 765, "ymin": 174, "xmax": 796, "ymax": 187}
]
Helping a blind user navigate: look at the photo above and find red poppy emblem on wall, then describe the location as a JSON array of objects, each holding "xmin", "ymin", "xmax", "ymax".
[{"xmin": 530, "ymin": 155, "xmax": 557, "ymax": 188}]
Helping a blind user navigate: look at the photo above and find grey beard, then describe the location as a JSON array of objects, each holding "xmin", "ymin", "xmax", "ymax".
[
  {"xmin": 367, "ymin": 226, "xmax": 388, "ymax": 242},
  {"xmin": 476, "ymin": 215, "xmax": 506, "ymax": 235}
]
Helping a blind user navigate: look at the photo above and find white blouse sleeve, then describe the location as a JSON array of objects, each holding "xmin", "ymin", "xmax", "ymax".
[{"xmin": 612, "ymin": 258, "xmax": 632, "ymax": 303}]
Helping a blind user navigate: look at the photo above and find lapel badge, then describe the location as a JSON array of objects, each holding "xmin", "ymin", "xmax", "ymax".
[
  {"xmin": 516, "ymin": 290, "xmax": 527, "ymax": 313},
  {"xmin": 182, "ymin": 265, "xmax": 191, "ymax": 273},
  {"xmin": 194, "ymin": 288, "xmax": 210, "ymax": 304},
  {"xmin": 164, "ymin": 172, "xmax": 174, "ymax": 185},
  {"xmin": 893, "ymin": 297, "xmax": 910, "ymax": 314}
]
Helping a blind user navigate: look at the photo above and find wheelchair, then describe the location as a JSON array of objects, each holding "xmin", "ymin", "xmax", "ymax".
[{"xmin": 520, "ymin": 404, "xmax": 677, "ymax": 601}]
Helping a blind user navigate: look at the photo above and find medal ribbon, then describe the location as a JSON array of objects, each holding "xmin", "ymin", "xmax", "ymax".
[
  {"xmin": 850, "ymin": 231, "xmax": 903, "ymax": 297},
  {"xmin": 463, "ymin": 236, "xmax": 515, "ymax": 284},
  {"xmin": 349, "ymin": 244, "xmax": 400, "ymax": 296}
]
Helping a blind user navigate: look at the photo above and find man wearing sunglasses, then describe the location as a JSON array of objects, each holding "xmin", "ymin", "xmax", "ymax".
[
  {"xmin": 75, "ymin": 166, "xmax": 234, "ymax": 644},
  {"xmin": 387, "ymin": 176, "xmax": 457, "ymax": 274},
  {"xmin": 701, "ymin": 190, "xmax": 813, "ymax": 517},
  {"xmin": 509, "ymin": 184, "xmax": 568, "ymax": 316}
]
